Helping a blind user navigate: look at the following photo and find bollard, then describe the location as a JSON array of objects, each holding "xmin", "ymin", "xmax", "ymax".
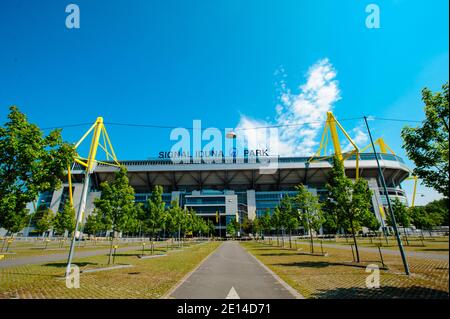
[
  {"xmin": 6, "ymin": 239, "xmax": 14, "ymax": 252},
  {"xmin": 141, "ymin": 242, "xmax": 146, "ymax": 257},
  {"xmin": 113, "ymin": 245, "xmax": 118, "ymax": 264}
]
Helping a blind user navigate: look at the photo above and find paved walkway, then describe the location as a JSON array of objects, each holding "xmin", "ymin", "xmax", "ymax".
[
  {"xmin": 0, "ymin": 245, "xmax": 146, "ymax": 268},
  {"xmin": 169, "ymin": 241, "xmax": 301, "ymax": 299}
]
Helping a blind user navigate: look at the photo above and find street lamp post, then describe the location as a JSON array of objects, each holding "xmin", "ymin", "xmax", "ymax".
[
  {"xmin": 219, "ymin": 211, "xmax": 222, "ymax": 238},
  {"xmin": 363, "ymin": 116, "xmax": 410, "ymax": 275}
]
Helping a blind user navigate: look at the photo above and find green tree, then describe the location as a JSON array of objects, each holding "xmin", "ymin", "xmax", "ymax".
[
  {"xmin": 83, "ymin": 211, "xmax": 102, "ymax": 237},
  {"xmin": 0, "ymin": 106, "xmax": 75, "ymax": 237},
  {"xmin": 409, "ymin": 201, "xmax": 446, "ymax": 230},
  {"xmin": 424, "ymin": 198, "xmax": 448, "ymax": 226},
  {"xmin": 253, "ymin": 217, "xmax": 262, "ymax": 239},
  {"xmin": 199, "ymin": 216, "xmax": 208, "ymax": 237},
  {"xmin": 401, "ymin": 83, "xmax": 449, "ymax": 198},
  {"xmin": 226, "ymin": 220, "xmax": 238, "ymax": 238},
  {"xmin": 241, "ymin": 217, "xmax": 253, "ymax": 236},
  {"xmin": 163, "ymin": 201, "xmax": 179, "ymax": 247},
  {"xmin": 94, "ymin": 166, "xmax": 137, "ymax": 264},
  {"xmin": 160, "ymin": 207, "xmax": 171, "ymax": 239},
  {"xmin": 409, "ymin": 206, "xmax": 434, "ymax": 230},
  {"xmin": 271, "ymin": 207, "xmax": 283, "ymax": 246},
  {"xmin": 52, "ymin": 202, "xmax": 75, "ymax": 238},
  {"xmin": 321, "ymin": 194, "xmax": 340, "ymax": 234},
  {"xmin": 386, "ymin": 198, "xmax": 410, "ymax": 228},
  {"xmin": 34, "ymin": 206, "xmax": 54, "ymax": 238},
  {"xmin": 169, "ymin": 200, "xmax": 185, "ymax": 246},
  {"xmin": 141, "ymin": 185, "xmax": 165, "ymax": 252},
  {"xmin": 295, "ymin": 184, "xmax": 324, "ymax": 253},
  {"xmin": 260, "ymin": 209, "xmax": 272, "ymax": 238},
  {"xmin": 184, "ymin": 207, "xmax": 196, "ymax": 237},
  {"xmin": 325, "ymin": 156, "xmax": 353, "ymax": 234},
  {"xmin": 365, "ymin": 213, "xmax": 381, "ymax": 234},
  {"xmin": 207, "ymin": 220, "xmax": 215, "ymax": 237},
  {"xmin": 326, "ymin": 156, "xmax": 375, "ymax": 262},
  {"xmin": 387, "ymin": 198, "xmax": 412, "ymax": 243},
  {"xmin": 278, "ymin": 195, "xmax": 298, "ymax": 248}
]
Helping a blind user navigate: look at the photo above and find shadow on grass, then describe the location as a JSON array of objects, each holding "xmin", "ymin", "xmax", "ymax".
[
  {"xmin": 5, "ymin": 272, "xmax": 61, "ymax": 278},
  {"xmin": 250, "ymin": 246, "xmax": 293, "ymax": 251},
  {"xmin": 111, "ymin": 253, "xmax": 141, "ymax": 257},
  {"xmin": 43, "ymin": 262, "xmax": 97, "ymax": 268},
  {"xmin": 312, "ymin": 286, "xmax": 449, "ymax": 299},
  {"xmin": 259, "ymin": 252, "xmax": 324, "ymax": 257},
  {"xmin": 272, "ymin": 260, "xmax": 386, "ymax": 270}
]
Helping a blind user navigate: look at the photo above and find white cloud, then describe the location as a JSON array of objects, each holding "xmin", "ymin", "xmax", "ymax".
[
  {"xmin": 236, "ymin": 58, "xmax": 342, "ymax": 156},
  {"xmin": 342, "ymin": 125, "xmax": 369, "ymax": 152}
]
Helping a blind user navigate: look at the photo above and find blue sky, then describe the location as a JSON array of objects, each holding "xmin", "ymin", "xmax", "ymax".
[{"xmin": 0, "ymin": 0, "xmax": 448, "ymax": 205}]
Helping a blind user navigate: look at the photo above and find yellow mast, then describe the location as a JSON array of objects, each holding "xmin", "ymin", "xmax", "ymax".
[{"xmin": 309, "ymin": 111, "xmax": 360, "ymax": 179}]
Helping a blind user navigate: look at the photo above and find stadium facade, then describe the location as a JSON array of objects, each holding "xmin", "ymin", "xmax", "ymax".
[{"xmin": 25, "ymin": 152, "xmax": 411, "ymax": 236}]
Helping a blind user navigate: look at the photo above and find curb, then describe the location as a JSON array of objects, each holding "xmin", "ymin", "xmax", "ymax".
[{"xmin": 81, "ymin": 264, "xmax": 133, "ymax": 273}]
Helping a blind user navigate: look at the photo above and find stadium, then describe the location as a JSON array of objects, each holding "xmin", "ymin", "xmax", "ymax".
[
  {"xmin": 30, "ymin": 152, "xmax": 411, "ymax": 236},
  {"xmin": 14, "ymin": 112, "xmax": 414, "ymax": 237}
]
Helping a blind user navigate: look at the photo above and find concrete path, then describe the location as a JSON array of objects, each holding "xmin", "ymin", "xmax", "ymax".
[
  {"xmin": 169, "ymin": 241, "xmax": 301, "ymax": 299},
  {"xmin": 0, "ymin": 244, "xmax": 149, "ymax": 268}
]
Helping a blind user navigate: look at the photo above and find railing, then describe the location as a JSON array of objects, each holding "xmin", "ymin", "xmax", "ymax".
[{"xmin": 70, "ymin": 153, "xmax": 405, "ymax": 170}]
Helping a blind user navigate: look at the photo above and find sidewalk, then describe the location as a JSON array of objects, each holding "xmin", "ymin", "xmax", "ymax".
[{"xmin": 169, "ymin": 241, "xmax": 302, "ymax": 299}]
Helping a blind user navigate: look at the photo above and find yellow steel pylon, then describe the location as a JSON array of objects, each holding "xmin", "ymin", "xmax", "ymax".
[
  {"xmin": 308, "ymin": 112, "xmax": 360, "ymax": 179},
  {"xmin": 65, "ymin": 117, "xmax": 120, "ymax": 277},
  {"xmin": 67, "ymin": 117, "xmax": 120, "ymax": 209},
  {"xmin": 359, "ymin": 137, "xmax": 396, "ymax": 155},
  {"xmin": 360, "ymin": 138, "xmax": 418, "ymax": 207},
  {"xmin": 405, "ymin": 175, "xmax": 419, "ymax": 207}
]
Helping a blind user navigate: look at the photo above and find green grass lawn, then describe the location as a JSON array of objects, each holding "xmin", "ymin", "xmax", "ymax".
[
  {"xmin": 0, "ymin": 241, "xmax": 220, "ymax": 299},
  {"xmin": 293, "ymin": 236, "xmax": 449, "ymax": 255},
  {"xmin": 241, "ymin": 240, "xmax": 449, "ymax": 299},
  {"xmin": 0, "ymin": 238, "xmax": 189, "ymax": 260}
]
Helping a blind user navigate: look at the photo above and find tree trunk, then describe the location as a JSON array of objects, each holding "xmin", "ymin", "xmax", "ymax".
[
  {"xmin": 309, "ymin": 228, "xmax": 314, "ymax": 254},
  {"xmin": 44, "ymin": 233, "xmax": 49, "ymax": 250},
  {"xmin": 289, "ymin": 230, "xmax": 292, "ymax": 249},
  {"xmin": 151, "ymin": 231, "xmax": 155, "ymax": 255},
  {"xmin": 6, "ymin": 234, "xmax": 14, "ymax": 252},
  {"xmin": 108, "ymin": 232, "xmax": 115, "ymax": 265},
  {"xmin": 276, "ymin": 230, "xmax": 279, "ymax": 246},
  {"xmin": 1, "ymin": 234, "xmax": 8, "ymax": 252},
  {"xmin": 351, "ymin": 222, "xmax": 360, "ymax": 263},
  {"xmin": 403, "ymin": 227, "xmax": 409, "ymax": 246}
]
